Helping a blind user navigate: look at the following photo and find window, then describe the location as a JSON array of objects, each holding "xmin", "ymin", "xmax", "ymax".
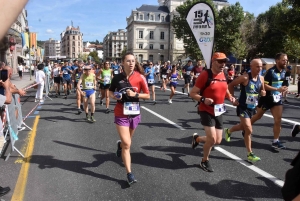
[
  {"xmin": 149, "ymin": 55, "xmax": 153, "ymax": 62},
  {"xmin": 139, "ymin": 44, "xmax": 143, "ymax": 49},
  {"xmin": 73, "ymin": 47, "xmax": 75, "ymax": 52},
  {"xmin": 160, "ymin": 32, "xmax": 164, "ymax": 40},
  {"xmin": 73, "ymin": 36, "xmax": 75, "ymax": 40},
  {"xmin": 150, "ymin": 15, "xmax": 154, "ymax": 21},
  {"xmin": 138, "ymin": 54, "xmax": 143, "ymax": 63},
  {"xmin": 78, "ymin": 42, "xmax": 80, "ymax": 46},
  {"xmin": 139, "ymin": 14, "xmax": 143, "ymax": 20},
  {"xmin": 68, "ymin": 47, "xmax": 70, "ymax": 51},
  {"xmin": 149, "ymin": 44, "xmax": 153, "ymax": 49},
  {"xmin": 139, "ymin": 31, "xmax": 143, "ymax": 39},
  {"xmin": 149, "ymin": 31, "xmax": 154, "ymax": 39},
  {"xmin": 73, "ymin": 42, "xmax": 75, "ymax": 46},
  {"xmin": 72, "ymin": 53, "xmax": 75, "ymax": 58},
  {"xmin": 160, "ymin": 55, "xmax": 164, "ymax": 62},
  {"xmin": 161, "ymin": 16, "xmax": 165, "ymax": 22},
  {"xmin": 160, "ymin": 44, "xmax": 164, "ymax": 49}
]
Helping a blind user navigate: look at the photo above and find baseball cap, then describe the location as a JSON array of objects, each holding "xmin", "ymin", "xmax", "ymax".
[
  {"xmin": 212, "ymin": 52, "xmax": 229, "ymax": 61},
  {"xmin": 287, "ymin": 65, "xmax": 292, "ymax": 70}
]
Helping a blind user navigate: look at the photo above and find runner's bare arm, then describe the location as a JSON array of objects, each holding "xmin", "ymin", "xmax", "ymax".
[{"xmin": 260, "ymin": 76, "xmax": 266, "ymax": 96}]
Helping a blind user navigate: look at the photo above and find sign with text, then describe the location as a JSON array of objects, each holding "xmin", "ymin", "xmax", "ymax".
[{"xmin": 186, "ymin": 2, "xmax": 215, "ymax": 69}]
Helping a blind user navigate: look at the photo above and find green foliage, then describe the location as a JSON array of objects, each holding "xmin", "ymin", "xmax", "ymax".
[
  {"xmin": 89, "ymin": 51, "xmax": 100, "ymax": 64},
  {"xmin": 78, "ymin": 54, "xmax": 88, "ymax": 62}
]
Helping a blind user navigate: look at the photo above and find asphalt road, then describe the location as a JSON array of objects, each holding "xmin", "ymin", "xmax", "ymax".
[{"xmin": 1, "ymin": 79, "xmax": 300, "ymax": 201}]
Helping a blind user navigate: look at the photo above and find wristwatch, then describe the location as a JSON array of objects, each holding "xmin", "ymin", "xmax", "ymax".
[
  {"xmin": 135, "ymin": 93, "xmax": 139, "ymax": 98},
  {"xmin": 200, "ymin": 96, "xmax": 205, "ymax": 103}
]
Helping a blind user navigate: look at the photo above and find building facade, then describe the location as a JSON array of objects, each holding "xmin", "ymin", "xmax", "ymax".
[
  {"xmin": 44, "ymin": 38, "xmax": 61, "ymax": 60},
  {"xmin": 102, "ymin": 29, "xmax": 127, "ymax": 62},
  {"xmin": 125, "ymin": 0, "xmax": 229, "ymax": 64},
  {"xmin": 60, "ymin": 26, "xmax": 83, "ymax": 59},
  {"xmin": 0, "ymin": 9, "xmax": 28, "ymax": 72}
]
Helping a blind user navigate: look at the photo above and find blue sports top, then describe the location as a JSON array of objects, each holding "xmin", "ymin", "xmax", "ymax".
[
  {"xmin": 264, "ymin": 66, "xmax": 285, "ymax": 96},
  {"xmin": 239, "ymin": 73, "xmax": 262, "ymax": 109}
]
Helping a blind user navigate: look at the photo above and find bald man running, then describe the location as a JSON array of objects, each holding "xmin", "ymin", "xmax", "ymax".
[
  {"xmin": 225, "ymin": 53, "xmax": 288, "ymax": 151},
  {"xmin": 224, "ymin": 59, "xmax": 265, "ymax": 163}
]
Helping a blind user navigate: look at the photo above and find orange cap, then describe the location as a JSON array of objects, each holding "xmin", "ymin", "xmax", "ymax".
[{"xmin": 212, "ymin": 52, "xmax": 229, "ymax": 60}]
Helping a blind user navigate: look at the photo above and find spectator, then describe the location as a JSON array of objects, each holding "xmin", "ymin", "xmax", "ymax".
[
  {"xmin": 30, "ymin": 63, "xmax": 35, "ymax": 76},
  {"xmin": 17, "ymin": 63, "xmax": 23, "ymax": 80},
  {"xmin": 35, "ymin": 63, "xmax": 45, "ymax": 103}
]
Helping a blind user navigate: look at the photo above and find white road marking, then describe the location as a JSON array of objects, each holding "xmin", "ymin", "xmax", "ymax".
[
  {"xmin": 150, "ymin": 85, "xmax": 285, "ymax": 187},
  {"xmin": 141, "ymin": 106, "xmax": 186, "ymax": 130},
  {"xmin": 214, "ymin": 146, "xmax": 284, "ymax": 187}
]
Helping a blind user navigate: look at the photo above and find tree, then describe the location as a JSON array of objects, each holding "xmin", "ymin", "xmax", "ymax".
[
  {"xmin": 172, "ymin": 0, "xmax": 216, "ymax": 60},
  {"xmin": 121, "ymin": 46, "xmax": 127, "ymax": 59},
  {"xmin": 78, "ymin": 54, "xmax": 88, "ymax": 62},
  {"xmin": 214, "ymin": 2, "xmax": 245, "ymax": 57},
  {"xmin": 95, "ymin": 39, "xmax": 100, "ymax": 45},
  {"xmin": 89, "ymin": 50, "xmax": 100, "ymax": 64}
]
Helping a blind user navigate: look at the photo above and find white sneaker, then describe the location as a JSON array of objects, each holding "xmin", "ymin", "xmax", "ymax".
[
  {"xmin": 39, "ymin": 100, "xmax": 44, "ymax": 103},
  {"xmin": 168, "ymin": 99, "xmax": 172, "ymax": 104},
  {"xmin": 34, "ymin": 99, "xmax": 37, "ymax": 102},
  {"xmin": 18, "ymin": 126, "xmax": 26, "ymax": 131}
]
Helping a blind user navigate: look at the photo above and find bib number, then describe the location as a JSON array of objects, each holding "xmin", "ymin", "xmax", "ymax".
[
  {"xmin": 148, "ymin": 79, "xmax": 154, "ymax": 84},
  {"xmin": 123, "ymin": 102, "xmax": 140, "ymax": 115},
  {"xmin": 246, "ymin": 94, "xmax": 258, "ymax": 107},
  {"xmin": 114, "ymin": 70, "xmax": 119, "ymax": 75},
  {"xmin": 171, "ymin": 78, "xmax": 177, "ymax": 82},
  {"xmin": 214, "ymin": 104, "xmax": 226, "ymax": 116},
  {"xmin": 195, "ymin": 73, "xmax": 200, "ymax": 78},
  {"xmin": 63, "ymin": 70, "xmax": 68, "ymax": 74},
  {"xmin": 273, "ymin": 94, "xmax": 282, "ymax": 103},
  {"xmin": 186, "ymin": 71, "xmax": 191, "ymax": 75},
  {"xmin": 104, "ymin": 76, "xmax": 111, "ymax": 84},
  {"xmin": 162, "ymin": 75, "xmax": 167, "ymax": 79},
  {"xmin": 85, "ymin": 81, "xmax": 94, "ymax": 89}
]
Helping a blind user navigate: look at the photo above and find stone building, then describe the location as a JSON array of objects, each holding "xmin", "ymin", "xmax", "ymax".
[
  {"xmin": 60, "ymin": 26, "xmax": 83, "ymax": 59},
  {"xmin": 44, "ymin": 38, "xmax": 61, "ymax": 60},
  {"xmin": 102, "ymin": 29, "xmax": 127, "ymax": 62}
]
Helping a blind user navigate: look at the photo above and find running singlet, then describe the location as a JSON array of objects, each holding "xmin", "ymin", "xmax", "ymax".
[
  {"xmin": 101, "ymin": 69, "xmax": 112, "ymax": 85},
  {"xmin": 264, "ymin": 66, "xmax": 285, "ymax": 102},
  {"xmin": 75, "ymin": 69, "xmax": 83, "ymax": 82},
  {"xmin": 195, "ymin": 70, "xmax": 227, "ymax": 116},
  {"xmin": 183, "ymin": 65, "xmax": 193, "ymax": 77},
  {"xmin": 112, "ymin": 65, "xmax": 121, "ymax": 75},
  {"xmin": 239, "ymin": 73, "xmax": 261, "ymax": 109},
  {"xmin": 145, "ymin": 67, "xmax": 155, "ymax": 84},
  {"xmin": 52, "ymin": 68, "xmax": 60, "ymax": 77},
  {"xmin": 61, "ymin": 66, "xmax": 71, "ymax": 79},
  {"xmin": 161, "ymin": 67, "xmax": 168, "ymax": 79},
  {"xmin": 170, "ymin": 73, "xmax": 178, "ymax": 84},
  {"xmin": 109, "ymin": 71, "xmax": 149, "ymax": 117},
  {"xmin": 192, "ymin": 66, "xmax": 203, "ymax": 79},
  {"xmin": 82, "ymin": 74, "xmax": 95, "ymax": 90}
]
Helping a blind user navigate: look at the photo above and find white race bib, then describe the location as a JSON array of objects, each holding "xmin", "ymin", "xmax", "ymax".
[
  {"xmin": 123, "ymin": 102, "xmax": 140, "ymax": 115},
  {"xmin": 171, "ymin": 78, "xmax": 177, "ymax": 82},
  {"xmin": 63, "ymin": 70, "xmax": 68, "ymax": 74},
  {"xmin": 214, "ymin": 104, "xmax": 226, "ymax": 116},
  {"xmin": 286, "ymin": 77, "xmax": 290, "ymax": 81},
  {"xmin": 114, "ymin": 70, "xmax": 119, "ymax": 75},
  {"xmin": 148, "ymin": 79, "xmax": 154, "ymax": 84},
  {"xmin": 186, "ymin": 71, "xmax": 191, "ymax": 75},
  {"xmin": 273, "ymin": 94, "xmax": 282, "ymax": 103},
  {"xmin": 246, "ymin": 94, "xmax": 258, "ymax": 106},
  {"xmin": 162, "ymin": 75, "xmax": 167, "ymax": 78},
  {"xmin": 195, "ymin": 73, "xmax": 200, "ymax": 78},
  {"xmin": 85, "ymin": 81, "xmax": 94, "ymax": 89},
  {"xmin": 104, "ymin": 75, "xmax": 111, "ymax": 84}
]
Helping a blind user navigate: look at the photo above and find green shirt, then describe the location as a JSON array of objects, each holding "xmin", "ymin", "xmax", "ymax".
[{"xmin": 82, "ymin": 74, "xmax": 95, "ymax": 90}]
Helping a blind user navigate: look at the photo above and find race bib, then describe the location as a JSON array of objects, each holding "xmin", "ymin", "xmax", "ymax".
[
  {"xmin": 148, "ymin": 79, "xmax": 154, "ymax": 84},
  {"xmin": 114, "ymin": 70, "xmax": 119, "ymax": 75},
  {"xmin": 162, "ymin": 75, "xmax": 167, "ymax": 78},
  {"xmin": 167, "ymin": 70, "xmax": 170, "ymax": 73},
  {"xmin": 286, "ymin": 77, "xmax": 290, "ymax": 81},
  {"xmin": 273, "ymin": 94, "xmax": 282, "ymax": 103},
  {"xmin": 246, "ymin": 94, "xmax": 258, "ymax": 105},
  {"xmin": 123, "ymin": 102, "xmax": 140, "ymax": 115},
  {"xmin": 104, "ymin": 76, "xmax": 111, "ymax": 84},
  {"xmin": 171, "ymin": 78, "xmax": 177, "ymax": 82},
  {"xmin": 63, "ymin": 70, "xmax": 68, "ymax": 74},
  {"xmin": 85, "ymin": 81, "xmax": 94, "ymax": 89},
  {"xmin": 186, "ymin": 71, "xmax": 191, "ymax": 75},
  {"xmin": 214, "ymin": 104, "xmax": 226, "ymax": 116},
  {"xmin": 195, "ymin": 73, "xmax": 200, "ymax": 78}
]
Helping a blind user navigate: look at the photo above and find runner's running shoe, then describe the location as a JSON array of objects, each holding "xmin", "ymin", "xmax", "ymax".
[
  {"xmin": 291, "ymin": 124, "xmax": 300, "ymax": 137},
  {"xmin": 127, "ymin": 173, "xmax": 137, "ymax": 185},
  {"xmin": 247, "ymin": 152, "xmax": 261, "ymax": 163},
  {"xmin": 78, "ymin": 109, "xmax": 82, "ymax": 114},
  {"xmin": 224, "ymin": 128, "xmax": 231, "ymax": 142},
  {"xmin": 272, "ymin": 140, "xmax": 286, "ymax": 149},
  {"xmin": 86, "ymin": 115, "xmax": 91, "ymax": 122},
  {"xmin": 192, "ymin": 133, "xmax": 199, "ymax": 149},
  {"xmin": 200, "ymin": 160, "xmax": 213, "ymax": 172},
  {"xmin": 116, "ymin": 140, "xmax": 122, "ymax": 157},
  {"xmin": 90, "ymin": 116, "xmax": 96, "ymax": 122}
]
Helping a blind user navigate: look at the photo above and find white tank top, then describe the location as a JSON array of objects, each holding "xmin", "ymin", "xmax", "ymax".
[{"xmin": 53, "ymin": 68, "xmax": 60, "ymax": 77}]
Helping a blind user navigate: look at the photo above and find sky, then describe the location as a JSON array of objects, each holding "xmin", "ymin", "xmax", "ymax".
[{"xmin": 25, "ymin": 0, "xmax": 282, "ymax": 42}]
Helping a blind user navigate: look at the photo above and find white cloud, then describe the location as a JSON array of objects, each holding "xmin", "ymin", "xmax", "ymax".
[{"xmin": 46, "ymin": 29, "xmax": 54, "ymax": 33}]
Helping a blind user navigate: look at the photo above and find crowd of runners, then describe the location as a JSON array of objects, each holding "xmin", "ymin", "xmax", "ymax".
[{"xmin": 37, "ymin": 52, "xmax": 300, "ymax": 187}]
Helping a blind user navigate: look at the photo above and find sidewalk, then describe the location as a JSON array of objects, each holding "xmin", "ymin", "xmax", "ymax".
[{"xmin": 10, "ymin": 72, "xmax": 35, "ymax": 89}]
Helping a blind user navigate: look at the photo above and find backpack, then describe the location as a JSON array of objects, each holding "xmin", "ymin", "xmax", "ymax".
[{"xmin": 195, "ymin": 69, "xmax": 227, "ymax": 111}]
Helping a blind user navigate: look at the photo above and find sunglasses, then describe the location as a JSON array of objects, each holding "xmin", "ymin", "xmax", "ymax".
[
  {"xmin": 216, "ymin": 60, "xmax": 227, "ymax": 64},
  {"xmin": 84, "ymin": 69, "xmax": 91, "ymax": 71},
  {"xmin": 149, "ymin": 64, "xmax": 153, "ymax": 65}
]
